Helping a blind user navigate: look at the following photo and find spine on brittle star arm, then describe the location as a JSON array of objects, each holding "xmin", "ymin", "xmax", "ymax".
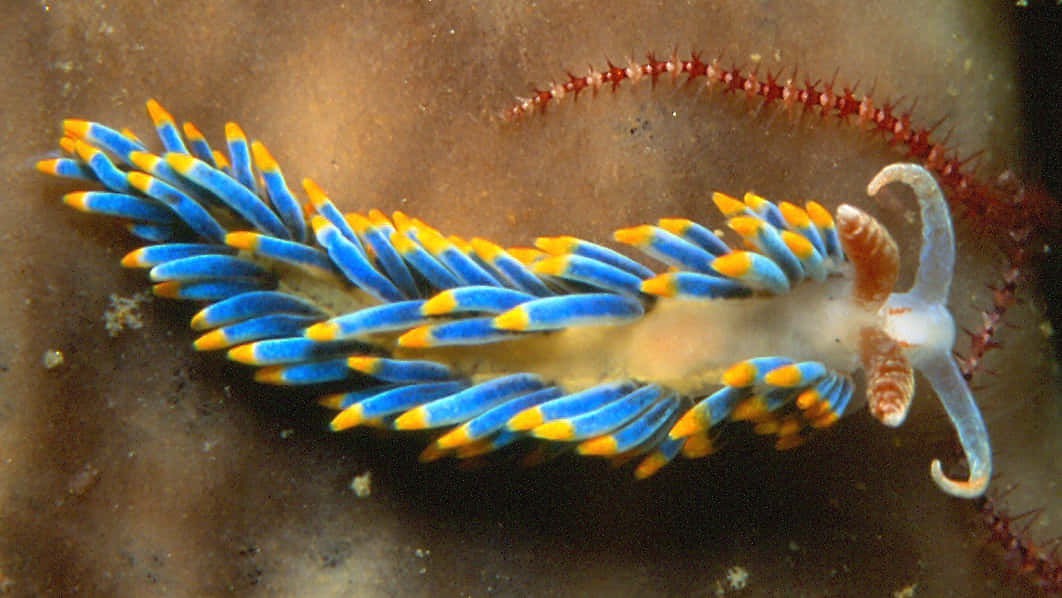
[{"xmin": 976, "ymin": 493, "xmax": 1062, "ymax": 592}]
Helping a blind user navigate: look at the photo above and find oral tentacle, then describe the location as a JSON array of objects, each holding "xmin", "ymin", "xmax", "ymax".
[
  {"xmin": 922, "ymin": 351, "xmax": 991, "ymax": 498},
  {"xmin": 867, "ymin": 163, "xmax": 954, "ymax": 305}
]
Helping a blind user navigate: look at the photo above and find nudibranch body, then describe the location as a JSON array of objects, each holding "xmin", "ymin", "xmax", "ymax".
[{"xmin": 39, "ymin": 101, "xmax": 990, "ymax": 498}]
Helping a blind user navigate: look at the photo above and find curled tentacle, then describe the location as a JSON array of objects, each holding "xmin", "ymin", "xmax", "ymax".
[
  {"xmin": 869, "ymin": 163, "xmax": 990, "ymax": 498},
  {"xmin": 867, "ymin": 163, "xmax": 954, "ymax": 304},
  {"xmin": 921, "ymin": 351, "xmax": 992, "ymax": 499}
]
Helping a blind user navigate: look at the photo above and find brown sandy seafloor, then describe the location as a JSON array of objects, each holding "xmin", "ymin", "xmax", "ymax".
[{"xmin": 1, "ymin": 1, "xmax": 1059, "ymax": 596}]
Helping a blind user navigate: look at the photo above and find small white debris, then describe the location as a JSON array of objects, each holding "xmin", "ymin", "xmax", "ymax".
[
  {"xmin": 42, "ymin": 349, "xmax": 64, "ymax": 370},
  {"xmin": 726, "ymin": 566, "xmax": 749, "ymax": 591},
  {"xmin": 1040, "ymin": 319, "xmax": 1054, "ymax": 339},
  {"xmin": 893, "ymin": 583, "xmax": 917, "ymax": 598},
  {"xmin": 68, "ymin": 463, "xmax": 100, "ymax": 497},
  {"xmin": 279, "ymin": 428, "xmax": 294, "ymax": 439},
  {"xmin": 414, "ymin": 547, "xmax": 429, "ymax": 575},
  {"xmin": 103, "ymin": 291, "xmax": 152, "ymax": 337},
  {"xmin": 350, "ymin": 471, "xmax": 372, "ymax": 497},
  {"xmin": 0, "ymin": 569, "xmax": 14, "ymax": 593}
]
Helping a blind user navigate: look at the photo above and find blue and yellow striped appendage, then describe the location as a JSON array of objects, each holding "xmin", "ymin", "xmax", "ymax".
[
  {"xmin": 61, "ymin": 118, "xmax": 146, "ymax": 162},
  {"xmin": 70, "ymin": 138, "xmax": 137, "ymax": 193},
  {"xmin": 531, "ymin": 384, "xmax": 662, "ymax": 441},
  {"xmin": 346, "ymin": 212, "xmax": 419, "ymax": 298},
  {"xmin": 228, "ymin": 337, "xmax": 366, "ymax": 366},
  {"xmin": 470, "ymin": 238, "xmax": 554, "ymax": 297},
  {"xmin": 251, "ymin": 141, "xmax": 307, "ymax": 243},
  {"xmin": 710, "ymin": 251, "xmax": 790, "ymax": 295},
  {"xmin": 253, "ymin": 359, "xmax": 354, "ymax": 385},
  {"xmin": 530, "ymin": 255, "xmax": 645, "ymax": 296},
  {"xmin": 777, "ymin": 201, "xmax": 827, "ymax": 257},
  {"xmin": 721, "ymin": 357, "xmax": 800, "ymax": 387},
  {"xmin": 421, "ymin": 286, "xmax": 534, "ymax": 316},
  {"xmin": 166, "ymin": 153, "xmax": 289, "ymax": 239},
  {"xmin": 152, "ymin": 279, "xmax": 263, "ymax": 302},
  {"xmin": 577, "ymin": 397, "xmax": 680, "ymax": 456},
  {"xmin": 664, "ymin": 356, "xmax": 847, "ymax": 452},
  {"xmin": 146, "ymin": 99, "xmax": 189, "ymax": 154},
  {"xmin": 149, "ymin": 254, "xmax": 267, "ymax": 282},
  {"xmin": 761, "ymin": 361, "xmax": 828, "ymax": 387},
  {"xmin": 398, "ymin": 318, "xmax": 525, "ymax": 348},
  {"xmin": 508, "ymin": 381, "xmax": 637, "ymax": 431},
  {"xmin": 726, "ymin": 216, "xmax": 803, "ymax": 282},
  {"xmin": 325, "ymin": 381, "xmax": 468, "ymax": 431},
  {"xmin": 796, "ymin": 375, "xmax": 854, "ymax": 429},
  {"xmin": 389, "ymin": 228, "xmax": 461, "ymax": 290},
  {"xmin": 492, "ymin": 294, "xmax": 644, "ymax": 331},
  {"xmin": 225, "ymin": 231, "xmax": 336, "ymax": 279},
  {"xmin": 633, "ymin": 436, "xmax": 686, "ymax": 479},
  {"xmin": 190, "ymin": 291, "xmax": 326, "ymax": 330},
  {"xmin": 393, "ymin": 373, "xmax": 544, "ymax": 430},
  {"xmin": 424, "ymin": 386, "xmax": 564, "ymax": 457},
  {"xmin": 305, "ymin": 301, "xmax": 427, "ymax": 340},
  {"xmin": 208, "ymin": 149, "xmax": 231, "ymax": 175},
  {"xmin": 36, "ymin": 157, "xmax": 96, "ymax": 181},
  {"xmin": 126, "ymin": 150, "xmax": 190, "ymax": 190},
  {"xmin": 741, "ymin": 192, "xmax": 789, "ymax": 230},
  {"xmin": 346, "ymin": 357, "xmax": 452, "ymax": 383},
  {"xmin": 125, "ymin": 171, "xmax": 227, "ymax": 243},
  {"xmin": 640, "ymin": 272, "xmax": 750, "ymax": 300},
  {"xmin": 534, "ymin": 236, "xmax": 654, "ymax": 279},
  {"xmin": 181, "ymin": 121, "xmax": 216, "ymax": 166},
  {"xmin": 413, "ymin": 226, "xmax": 502, "ymax": 287},
  {"xmin": 656, "ymin": 218, "xmax": 730, "ymax": 256},
  {"xmin": 122, "ymin": 244, "xmax": 236, "ymax": 268},
  {"xmin": 668, "ymin": 386, "xmax": 747, "ymax": 439},
  {"xmin": 805, "ymin": 200, "xmax": 841, "ymax": 258},
  {"xmin": 302, "ymin": 178, "xmax": 361, "ymax": 246},
  {"xmin": 613, "ymin": 225, "xmax": 718, "ymax": 275},
  {"xmin": 780, "ymin": 231, "xmax": 827, "ymax": 282},
  {"xmin": 711, "ymin": 191, "xmax": 754, "ymax": 218},
  {"xmin": 194, "ymin": 314, "xmax": 322, "ymax": 351},
  {"xmin": 312, "ymin": 215, "xmax": 404, "ymax": 303},
  {"xmin": 224, "ymin": 122, "xmax": 257, "ymax": 195},
  {"xmin": 63, "ymin": 191, "xmax": 176, "ymax": 224}
]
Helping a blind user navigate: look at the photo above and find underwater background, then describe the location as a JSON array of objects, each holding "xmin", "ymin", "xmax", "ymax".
[{"xmin": 2, "ymin": 1, "xmax": 1060, "ymax": 596}]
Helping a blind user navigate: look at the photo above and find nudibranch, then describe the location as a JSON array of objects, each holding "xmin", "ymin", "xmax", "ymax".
[{"xmin": 39, "ymin": 100, "xmax": 990, "ymax": 498}]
